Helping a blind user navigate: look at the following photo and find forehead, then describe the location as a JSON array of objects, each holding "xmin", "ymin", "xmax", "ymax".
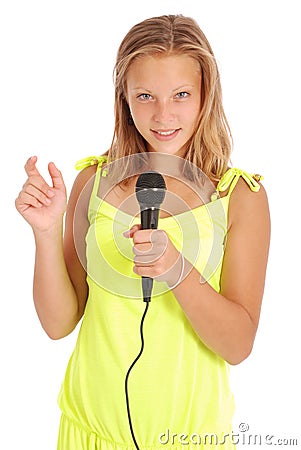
[{"xmin": 126, "ymin": 54, "xmax": 201, "ymax": 88}]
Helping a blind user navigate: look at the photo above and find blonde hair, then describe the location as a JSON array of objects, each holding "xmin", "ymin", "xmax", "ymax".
[{"xmin": 109, "ymin": 14, "xmax": 232, "ymax": 183}]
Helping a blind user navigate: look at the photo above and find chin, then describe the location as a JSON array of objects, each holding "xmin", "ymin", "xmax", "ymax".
[{"xmin": 147, "ymin": 143, "xmax": 187, "ymax": 156}]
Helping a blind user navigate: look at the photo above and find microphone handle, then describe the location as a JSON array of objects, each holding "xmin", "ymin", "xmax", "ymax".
[
  {"xmin": 140, "ymin": 207, "xmax": 160, "ymax": 230},
  {"xmin": 140, "ymin": 207, "xmax": 160, "ymax": 302}
]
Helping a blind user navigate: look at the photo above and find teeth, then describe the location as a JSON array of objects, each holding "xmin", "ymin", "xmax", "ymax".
[{"xmin": 156, "ymin": 130, "xmax": 176, "ymax": 136}]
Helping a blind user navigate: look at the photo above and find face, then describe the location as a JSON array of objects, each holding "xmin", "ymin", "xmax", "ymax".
[{"xmin": 126, "ymin": 54, "xmax": 202, "ymax": 156}]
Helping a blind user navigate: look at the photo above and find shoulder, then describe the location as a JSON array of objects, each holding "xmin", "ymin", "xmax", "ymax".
[
  {"xmin": 228, "ymin": 176, "xmax": 270, "ymax": 230},
  {"xmin": 66, "ymin": 163, "xmax": 101, "ymax": 220},
  {"xmin": 70, "ymin": 154, "xmax": 108, "ymax": 204},
  {"xmin": 73, "ymin": 164, "xmax": 98, "ymax": 189},
  {"xmin": 69, "ymin": 165, "xmax": 98, "ymax": 204}
]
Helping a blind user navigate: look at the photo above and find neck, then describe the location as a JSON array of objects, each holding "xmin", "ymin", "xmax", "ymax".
[{"xmin": 146, "ymin": 152, "xmax": 184, "ymax": 176}]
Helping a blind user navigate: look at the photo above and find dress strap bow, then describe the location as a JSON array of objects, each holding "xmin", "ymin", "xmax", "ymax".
[
  {"xmin": 75, "ymin": 155, "xmax": 108, "ymax": 175},
  {"xmin": 216, "ymin": 168, "xmax": 263, "ymax": 195}
]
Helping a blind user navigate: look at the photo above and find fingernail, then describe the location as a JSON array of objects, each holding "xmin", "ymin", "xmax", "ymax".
[
  {"xmin": 48, "ymin": 189, "xmax": 55, "ymax": 197},
  {"xmin": 123, "ymin": 230, "xmax": 131, "ymax": 238}
]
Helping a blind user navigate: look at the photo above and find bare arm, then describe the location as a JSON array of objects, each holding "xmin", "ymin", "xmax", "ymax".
[
  {"xmin": 130, "ymin": 179, "xmax": 271, "ymax": 365},
  {"xmin": 15, "ymin": 157, "xmax": 95, "ymax": 339}
]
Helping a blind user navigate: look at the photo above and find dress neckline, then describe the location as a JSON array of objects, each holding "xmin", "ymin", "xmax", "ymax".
[{"xmin": 94, "ymin": 195, "xmax": 228, "ymax": 222}]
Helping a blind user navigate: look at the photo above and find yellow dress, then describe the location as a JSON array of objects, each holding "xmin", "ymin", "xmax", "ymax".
[{"xmin": 57, "ymin": 157, "xmax": 262, "ymax": 449}]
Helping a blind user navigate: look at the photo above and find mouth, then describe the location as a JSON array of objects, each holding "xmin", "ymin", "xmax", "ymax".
[{"xmin": 151, "ymin": 128, "xmax": 181, "ymax": 140}]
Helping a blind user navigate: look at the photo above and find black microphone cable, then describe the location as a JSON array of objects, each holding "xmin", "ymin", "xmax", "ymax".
[
  {"xmin": 124, "ymin": 300, "xmax": 150, "ymax": 450},
  {"xmin": 125, "ymin": 171, "xmax": 166, "ymax": 449}
]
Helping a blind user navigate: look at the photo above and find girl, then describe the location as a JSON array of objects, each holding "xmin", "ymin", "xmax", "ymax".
[{"xmin": 15, "ymin": 14, "xmax": 270, "ymax": 450}]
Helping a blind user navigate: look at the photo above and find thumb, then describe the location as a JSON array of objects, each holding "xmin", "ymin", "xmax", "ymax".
[{"xmin": 48, "ymin": 162, "xmax": 66, "ymax": 192}]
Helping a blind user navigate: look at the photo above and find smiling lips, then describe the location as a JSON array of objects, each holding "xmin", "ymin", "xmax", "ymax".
[{"xmin": 151, "ymin": 129, "xmax": 181, "ymax": 140}]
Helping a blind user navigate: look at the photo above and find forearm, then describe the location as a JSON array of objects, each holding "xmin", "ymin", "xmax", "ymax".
[
  {"xmin": 172, "ymin": 264, "xmax": 256, "ymax": 365},
  {"xmin": 33, "ymin": 223, "xmax": 80, "ymax": 339}
]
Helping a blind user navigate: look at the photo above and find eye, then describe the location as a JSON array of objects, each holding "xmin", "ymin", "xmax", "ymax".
[
  {"xmin": 175, "ymin": 91, "xmax": 190, "ymax": 99},
  {"xmin": 137, "ymin": 93, "xmax": 152, "ymax": 101}
]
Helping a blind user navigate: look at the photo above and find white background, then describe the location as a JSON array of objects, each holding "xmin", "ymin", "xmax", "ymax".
[{"xmin": 1, "ymin": 0, "xmax": 300, "ymax": 449}]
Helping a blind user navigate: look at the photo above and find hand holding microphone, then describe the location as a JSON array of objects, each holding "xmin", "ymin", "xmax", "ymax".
[{"xmin": 124, "ymin": 171, "xmax": 185, "ymax": 301}]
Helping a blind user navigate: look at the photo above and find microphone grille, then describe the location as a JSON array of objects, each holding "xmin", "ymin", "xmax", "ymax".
[{"xmin": 135, "ymin": 171, "xmax": 166, "ymax": 206}]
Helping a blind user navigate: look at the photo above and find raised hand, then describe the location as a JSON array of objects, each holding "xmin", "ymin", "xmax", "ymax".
[{"xmin": 15, "ymin": 156, "xmax": 67, "ymax": 232}]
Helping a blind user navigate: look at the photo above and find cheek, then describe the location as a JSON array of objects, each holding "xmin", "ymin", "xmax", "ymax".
[
  {"xmin": 131, "ymin": 105, "xmax": 152, "ymax": 130},
  {"xmin": 184, "ymin": 102, "xmax": 201, "ymax": 127},
  {"xmin": 131, "ymin": 102, "xmax": 149, "ymax": 116}
]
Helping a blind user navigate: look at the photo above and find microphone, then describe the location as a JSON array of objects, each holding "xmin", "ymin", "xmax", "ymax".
[{"xmin": 135, "ymin": 171, "xmax": 166, "ymax": 302}]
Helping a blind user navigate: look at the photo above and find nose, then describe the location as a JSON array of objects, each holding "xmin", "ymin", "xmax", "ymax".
[{"xmin": 153, "ymin": 99, "xmax": 175, "ymax": 124}]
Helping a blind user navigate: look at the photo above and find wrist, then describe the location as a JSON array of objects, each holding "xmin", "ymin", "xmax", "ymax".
[
  {"xmin": 33, "ymin": 220, "xmax": 64, "ymax": 243},
  {"xmin": 167, "ymin": 252, "xmax": 185, "ymax": 289}
]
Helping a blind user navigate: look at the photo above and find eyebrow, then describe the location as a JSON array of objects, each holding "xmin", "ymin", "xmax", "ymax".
[
  {"xmin": 130, "ymin": 87, "xmax": 152, "ymax": 93},
  {"xmin": 130, "ymin": 84, "xmax": 195, "ymax": 93}
]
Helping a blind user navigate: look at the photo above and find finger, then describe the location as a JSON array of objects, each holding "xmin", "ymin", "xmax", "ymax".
[
  {"xmin": 130, "ymin": 229, "xmax": 167, "ymax": 244},
  {"xmin": 133, "ymin": 264, "xmax": 162, "ymax": 279},
  {"xmin": 150, "ymin": 229, "xmax": 168, "ymax": 245},
  {"xmin": 134, "ymin": 253, "xmax": 161, "ymax": 265},
  {"xmin": 133, "ymin": 242, "xmax": 153, "ymax": 255},
  {"xmin": 24, "ymin": 183, "xmax": 53, "ymax": 206},
  {"xmin": 132, "ymin": 229, "xmax": 153, "ymax": 244},
  {"xmin": 133, "ymin": 265, "xmax": 153, "ymax": 276},
  {"xmin": 134, "ymin": 243, "xmax": 166, "ymax": 263},
  {"xmin": 48, "ymin": 162, "xmax": 66, "ymax": 191},
  {"xmin": 123, "ymin": 224, "xmax": 141, "ymax": 238},
  {"xmin": 23, "ymin": 175, "xmax": 54, "ymax": 199},
  {"xmin": 24, "ymin": 156, "xmax": 40, "ymax": 177},
  {"xmin": 133, "ymin": 240, "xmax": 167, "ymax": 265},
  {"xmin": 16, "ymin": 191, "xmax": 43, "ymax": 210},
  {"xmin": 23, "ymin": 154, "xmax": 55, "ymax": 198}
]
